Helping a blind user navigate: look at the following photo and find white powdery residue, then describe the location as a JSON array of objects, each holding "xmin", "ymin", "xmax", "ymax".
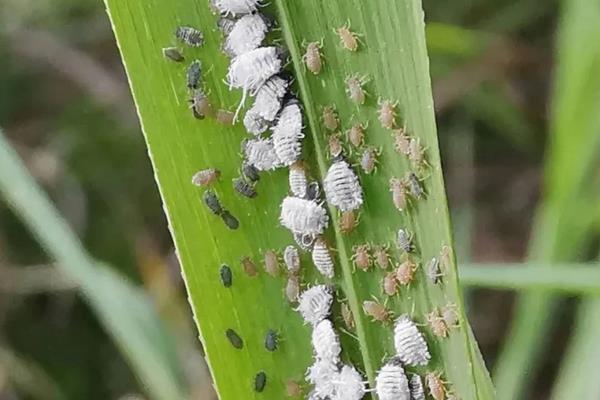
[
  {"xmin": 324, "ymin": 160, "xmax": 363, "ymax": 212},
  {"xmin": 244, "ymin": 138, "xmax": 282, "ymax": 171},
  {"xmin": 212, "ymin": 0, "xmax": 261, "ymax": 17},
  {"xmin": 272, "ymin": 101, "xmax": 304, "ymax": 166},
  {"xmin": 375, "ymin": 359, "xmax": 411, "ymax": 400},
  {"xmin": 311, "ymin": 238, "xmax": 334, "ymax": 278},
  {"xmin": 297, "ymin": 285, "xmax": 333, "ymax": 325},
  {"xmin": 311, "ymin": 319, "xmax": 341, "ymax": 363},
  {"xmin": 333, "ymin": 364, "xmax": 366, "ymax": 400},
  {"xmin": 393, "ymin": 314, "xmax": 431, "ymax": 366},
  {"xmin": 224, "ymin": 14, "xmax": 269, "ymax": 57},
  {"xmin": 280, "ymin": 196, "xmax": 328, "ymax": 236},
  {"xmin": 306, "ymin": 359, "xmax": 339, "ymax": 398}
]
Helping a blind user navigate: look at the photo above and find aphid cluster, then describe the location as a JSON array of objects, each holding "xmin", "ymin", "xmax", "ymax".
[{"xmin": 202, "ymin": 189, "xmax": 239, "ymax": 229}]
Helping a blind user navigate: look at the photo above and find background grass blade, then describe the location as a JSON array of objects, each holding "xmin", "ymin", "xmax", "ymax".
[
  {"xmin": 493, "ymin": 0, "xmax": 600, "ymax": 398},
  {"xmin": 0, "ymin": 128, "xmax": 187, "ymax": 400},
  {"xmin": 104, "ymin": 0, "xmax": 494, "ymax": 398}
]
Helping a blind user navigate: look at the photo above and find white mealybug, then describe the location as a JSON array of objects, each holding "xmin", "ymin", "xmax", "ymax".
[
  {"xmin": 272, "ymin": 100, "xmax": 305, "ymax": 166},
  {"xmin": 289, "ymin": 162, "xmax": 308, "ymax": 198},
  {"xmin": 305, "ymin": 359, "xmax": 339, "ymax": 398},
  {"xmin": 212, "ymin": 0, "xmax": 262, "ymax": 16},
  {"xmin": 311, "ymin": 319, "xmax": 341, "ymax": 363},
  {"xmin": 243, "ymin": 138, "xmax": 282, "ymax": 171},
  {"xmin": 223, "ymin": 13, "xmax": 270, "ymax": 57},
  {"xmin": 393, "ymin": 314, "xmax": 431, "ymax": 366},
  {"xmin": 297, "ymin": 285, "xmax": 333, "ymax": 325},
  {"xmin": 409, "ymin": 374, "xmax": 426, "ymax": 400},
  {"xmin": 280, "ymin": 196, "xmax": 329, "ymax": 236},
  {"xmin": 334, "ymin": 364, "xmax": 367, "ymax": 400},
  {"xmin": 252, "ymin": 75, "xmax": 290, "ymax": 122},
  {"xmin": 243, "ymin": 108, "xmax": 269, "ymax": 135},
  {"xmin": 283, "ymin": 245, "xmax": 300, "ymax": 275},
  {"xmin": 311, "ymin": 238, "xmax": 334, "ymax": 278},
  {"xmin": 324, "ymin": 160, "xmax": 363, "ymax": 212},
  {"xmin": 375, "ymin": 358, "xmax": 411, "ymax": 400},
  {"xmin": 217, "ymin": 17, "xmax": 236, "ymax": 35}
]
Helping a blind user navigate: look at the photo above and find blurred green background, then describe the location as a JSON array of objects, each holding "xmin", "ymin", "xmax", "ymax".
[{"xmin": 1, "ymin": 0, "xmax": 599, "ymax": 399}]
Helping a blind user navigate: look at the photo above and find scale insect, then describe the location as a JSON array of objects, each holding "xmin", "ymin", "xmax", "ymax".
[
  {"xmin": 225, "ymin": 328, "xmax": 244, "ymax": 349},
  {"xmin": 280, "ymin": 196, "xmax": 329, "ymax": 236},
  {"xmin": 328, "ymin": 132, "xmax": 343, "ymax": 158},
  {"xmin": 409, "ymin": 374, "xmax": 426, "ymax": 400},
  {"xmin": 233, "ymin": 176, "xmax": 257, "ymax": 198},
  {"xmin": 336, "ymin": 22, "xmax": 360, "ymax": 51},
  {"xmin": 383, "ymin": 271, "xmax": 399, "ymax": 296},
  {"xmin": 347, "ymin": 121, "xmax": 367, "ymax": 148},
  {"xmin": 324, "ymin": 160, "xmax": 363, "ymax": 212},
  {"xmin": 189, "ymin": 89, "xmax": 213, "ymax": 119},
  {"xmin": 425, "ymin": 372, "xmax": 447, "ymax": 400},
  {"xmin": 322, "ymin": 105, "xmax": 339, "ymax": 131},
  {"xmin": 345, "ymin": 74, "xmax": 368, "ymax": 105},
  {"xmin": 378, "ymin": 98, "xmax": 397, "ymax": 129},
  {"xmin": 162, "ymin": 47, "xmax": 184, "ymax": 62},
  {"xmin": 334, "ymin": 364, "xmax": 367, "ymax": 400},
  {"xmin": 311, "ymin": 319, "xmax": 341, "ymax": 363},
  {"xmin": 219, "ymin": 264, "xmax": 232, "ymax": 287},
  {"xmin": 254, "ymin": 371, "xmax": 267, "ymax": 392},
  {"xmin": 175, "ymin": 26, "xmax": 204, "ymax": 47},
  {"xmin": 407, "ymin": 172, "xmax": 426, "ymax": 200},
  {"xmin": 339, "ymin": 210, "xmax": 358, "ymax": 234},
  {"xmin": 297, "ymin": 285, "xmax": 333, "ymax": 325},
  {"xmin": 393, "ymin": 128, "xmax": 411, "ymax": 155},
  {"xmin": 375, "ymin": 358, "xmax": 410, "ymax": 400},
  {"xmin": 272, "ymin": 100, "xmax": 305, "ymax": 166},
  {"xmin": 303, "ymin": 40, "xmax": 323, "ymax": 74},
  {"xmin": 283, "ymin": 245, "xmax": 301, "ymax": 275},
  {"xmin": 227, "ymin": 46, "xmax": 283, "ymax": 102},
  {"xmin": 203, "ymin": 190, "xmax": 223, "ymax": 215},
  {"xmin": 212, "ymin": 0, "xmax": 262, "ymax": 17},
  {"xmin": 186, "ymin": 60, "xmax": 202, "ymax": 90},
  {"xmin": 264, "ymin": 329, "xmax": 279, "ymax": 352},
  {"xmin": 223, "ymin": 13, "xmax": 270, "ymax": 57},
  {"xmin": 363, "ymin": 299, "xmax": 391, "ymax": 323},
  {"xmin": 285, "ymin": 275, "xmax": 300, "ymax": 303},
  {"xmin": 427, "ymin": 308, "xmax": 449, "ymax": 338},
  {"xmin": 243, "ymin": 109, "xmax": 269, "ymax": 135},
  {"xmin": 312, "ymin": 238, "xmax": 335, "ymax": 278},
  {"xmin": 263, "ymin": 249, "xmax": 279, "ymax": 277},
  {"xmin": 244, "ymin": 138, "xmax": 282, "ymax": 171},
  {"xmin": 373, "ymin": 244, "xmax": 391, "ymax": 269},
  {"xmin": 289, "ymin": 162, "xmax": 308, "ymax": 198},
  {"xmin": 352, "ymin": 244, "xmax": 372, "ymax": 271},
  {"xmin": 241, "ymin": 256, "xmax": 258, "ymax": 277},
  {"xmin": 396, "ymin": 259, "xmax": 418, "ymax": 286},
  {"xmin": 192, "ymin": 168, "xmax": 220, "ymax": 187},
  {"xmin": 389, "ymin": 177, "xmax": 409, "ymax": 211},
  {"xmin": 393, "ymin": 314, "xmax": 431, "ymax": 366},
  {"xmin": 360, "ymin": 146, "xmax": 380, "ymax": 174},
  {"xmin": 397, "ymin": 228, "xmax": 414, "ymax": 253},
  {"xmin": 305, "ymin": 359, "xmax": 338, "ymax": 398}
]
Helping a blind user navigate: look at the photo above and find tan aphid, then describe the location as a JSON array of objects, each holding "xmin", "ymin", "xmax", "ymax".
[
  {"xmin": 389, "ymin": 177, "xmax": 409, "ymax": 211},
  {"xmin": 409, "ymin": 137, "xmax": 428, "ymax": 169},
  {"xmin": 303, "ymin": 40, "xmax": 323, "ymax": 74},
  {"xmin": 427, "ymin": 308, "xmax": 449, "ymax": 338},
  {"xmin": 362, "ymin": 300, "xmax": 391, "ymax": 322},
  {"xmin": 372, "ymin": 244, "xmax": 391, "ymax": 269},
  {"xmin": 425, "ymin": 372, "xmax": 447, "ymax": 400},
  {"xmin": 216, "ymin": 109, "xmax": 235, "ymax": 125},
  {"xmin": 286, "ymin": 379, "xmax": 302, "ymax": 397},
  {"xmin": 378, "ymin": 98, "xmax": 397, "ymax": 129},
  {"xmin": 341, "ymin": 302, "xmax": 356, "ymax": 330},
  {"xmin": 393, "ymin": 128, "xmax": 411, "ymax": 155},
  {"xmin": 352, "ymin": 244, "xmax": 372, "ymax": 271},
  {"xmin": 346, "ymin": 75, "xmax": 367, "ymax": 104},
  {"xmin": 322, "ymin": 105, "xmax": 339, "ymax": 131},
  {"xmin": 263, "ymin": 250, "xmax": 279, "ymax": 277},
  {"xmin": 340, "ymin": 210, "xmax": 358, "ymax": 234},
  {"xmin": 441, "ymin": 303, "xmax": 460, "ymax": 329},
  {"xmin": 241, "ymin": 256, "xmax": 258, "ymax": 277},
  {"xmin": 285, "ymin": 275, "xmax": 300, "ymax": 303},
  {"xmin": 346, "ymin": 121, "xmax": 366, "ymax": 147},
  {"xmin": 382, "ymin": 272, "xmax": 399, "ymax": 296},
  {"xmin": 336, "ymin": 23, "xmax": 360, "ymax": 51},
  {"xmin": 396, "ymin": 259, "xmax": 417, "ymax": 286},
  {"xmin": 192, "ymin": 168, "xmax": 221, "ymax": 186},
  {"xmin": 328, "ymin": 132, "xmax": 343, "ymax": 158}
]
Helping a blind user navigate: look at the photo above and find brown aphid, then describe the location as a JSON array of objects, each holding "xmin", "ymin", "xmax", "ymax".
[
  {"xmin": 241, "ymin": 256, "xmax": 258, "ymax": 277},
  {"xmin": 378, "ymin": 98, "xmax": 397, "ymax": 129},
  {"xmin": 303, "ymin": 41, "xmax": 323, "ymax": 74},
  {"xmin": 192, "ymin": 168, "xmax": 220, "ymax": 186},
  {"xmin": 285, "ymin": 275, "xmax": 300, "ymax": 303},
  {"xmin": 425, "ymin": 372, "xmax": 447, "ymax": 400},
  {"xmin": 396, "ymin": 259, "xmax": 417, "ymax": 286},
  {"xmin": 341, "ymin": 302, "xmax": 356, "ymax": 330},
  {"xmin": 346, "ymin": 121, "xmax": 366, "ymax": 148},
  {"xmin": 189, "ymin": 89, "xmax": 214, "ymax": 119},
  {"xmin": 286, "ymin": 379, "xmax": 302, "ymax": 397},
  {"xmin": 393, "ymin": 128, "xmax": 411, "ymax": 155},
  {"xmin": 389, "ymin": 177, "xmax": 409, "ymax": 211},
  {"xmin": 339, "ymin": 210, "xmax": 359, "ymax": 234},
  {"xmin": 441, "ymin": 304, "xmax": 460, "ymax": 328},
  {"xmin": 336, "ymin": 22, "xmax": 360, "ymax": 51},
  {"xmin": 263, "ymin": 250, "xmax": 279, "ymax": 277},
  {"xmin": 322, "ymin": 105, "xmax": 339, "ymax": 131},
  {"xmin": 360, "ymin": 146, "xmax": 380, "ymax": 174},
  {"xmin": 409, "ymin": 137, "xmax": 428, "ymax": 169},
  {"xmin": 407, "ymin": 172, "xmax": 426, "ymax": 200},
  {"xmin": 352, "ymin": 244, "xmax": 372, "ymax": 271},
  {"xmin": 345, "ymin": 74, "xmax": 367, "ymax": 104},
  {"xmin": 427, "ymin": 308, "xmax": 449, "ymax": 338},
  {"xmin": 362, "ymin": 299, "xmax": 391, "ymax": 322},
  {"xmin": 372, "ymin": 244, "xmax": 391, "ymax": 269},
  {"xmin": 216, "ymin": 109, "xmax": 234, "ymax": 125},
  {"xmin": 328, "ymin": 132, "xmax": 343, "ymax": 158},
  {"xmin": 382, "ymin": 272, "xmax": 399, "ymax": 296}
]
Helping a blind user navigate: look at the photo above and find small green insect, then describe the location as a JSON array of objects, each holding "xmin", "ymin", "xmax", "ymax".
[
  {"xmin": 254, "ymin": 371, "xmax": 267, "ymax": 392},
  {"xmin": 219, "ymin": 264, "xmax": 232, "ymax": 287},
  {"xmin": 264, "ymin": 329, "xmax": 279, "ymax": 352},
  {"xmin": 225, "ymin": 328, "xmax": 243, "ymax": 349}
]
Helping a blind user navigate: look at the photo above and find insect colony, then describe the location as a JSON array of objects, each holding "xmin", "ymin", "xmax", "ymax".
[{"xmin": 167, "ymin": 0, "xmax": 461, "ymax": 398}]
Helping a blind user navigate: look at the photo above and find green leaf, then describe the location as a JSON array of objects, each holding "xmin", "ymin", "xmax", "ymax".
[{"xmin": 104, "ymin": 0, "xmax": 494, "ymax": 398}]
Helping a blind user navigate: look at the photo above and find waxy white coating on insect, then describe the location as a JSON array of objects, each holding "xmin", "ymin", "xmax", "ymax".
[
  {"xmin": 324, "ymin": 160, "xmax": 363, "ymax": 212},
  {"xmin": 397, "ymin": 228, "xmax": 414, "ymax": 253},
  {"xmin": 304, "ymin": 41, "xmax": 323, "ymax": 74},
  {"xmin": 212, "ymin": 0, "xmax": 262, "ymax": 16},
  {"xmin": 217, "ymin": 17, "xmax": 236, "ymax": 35},
  {"xmin": 243, "ymin": 108, "xmax": 269, "ymax": 135},
  {"xmin": 289, "ymin": 162, "xmax": 308, "ymax": 198},
  {"xmin": 375, "ymin": 359, "xmax": 411, "ymax": 400},
  {"xmin": 297, "ymin": 285, "xmax": 333, "ymax": 325},
  {"xmin": 280, "ymin": 196, "xmax": 329, "ymax": 236},
  {"xmin": 175, "ymin": 26, "xmax": 204, "ymax": 47},
  {"xmin": 252, "ymin": 75, "xmax": 289, "ymax": 121},
  {"xmin": 283, "ymin": 245, "xmax": 300, "ymax": 274},
  {"xmin": 394, "ymin": 314, "xmax": 431, "ymax": 366},
  {"xmin": 407, "ymin": 172, "xmax": 425, "ymax": 199},
  {"xmin": 306, "ymin": 359, "xmax": 339, "ymax": 398},
  {"xmin": 311, "ymin": 319, "xmax": 341, "ymax": 363},
  {"xmin": 409, "ymin": 374, "xmax": 426, "ymax": 400},
  {"xmin": 272, "ymin": 101, "xmax": 305, "ymax": 166},
  {"xmin": 311, "ymin": 238, "xmax": 334, "ymax": 278},
  {"xmin": 244, "ymin": 138, "xmax": 282, "ymax": 171},
  {"xmin": 223, "ymin": 14, "xmax": 269, "ymax": 57},
  {"xmin": 334, "ymin": 364, "xmax": 367, "ymax": 400}
]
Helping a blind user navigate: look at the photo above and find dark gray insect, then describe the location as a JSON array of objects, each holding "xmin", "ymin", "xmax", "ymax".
[
  {"xmin": 242, "ymin": 162, "xmax": 260, "ymax": 183},
  {"xmin": 220, "ymin": 210, "xmax": 239, "ymax": 230},
  {"xmin": 254, "ymin": 371, "xmax": 267, "ymax": 392},
  {"xmin": 233, "ymin": 177, "xmax": 257, "ymax": 198},
  {"xmin": 162, "ymin": 47, "xmax": 184, "ymax": 62},
  {"xmin": 225, "ymin": 328, "xmax": 243, "ymax": 349},
  {"xmin": 203, "ymin": 190, "xmax": 223, "ymax": 215},
  {"xmin": 264, "ymin": 329, "xmax": 279, "ymax": 351},
  {"xmin": 397, "ymin": 228, "xmax": 414, "ymax": 253},
  {"xmin": 407, "ymin": 172, "xmax": 425, "ymax": 199},
  {"xmin": 186, "ymin": 60, "xmax": 202, "ymax": 90},
  {"xmin": 219, "ymin": 264, "xmax": 232, "ymax": 287},
  {"xmin": 189, "ymin": 89, "xmax": 213, "ymax": 119},
  {"xmin": 175, "ymin": 26, "xmax": 204, "ymax": 47}
]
